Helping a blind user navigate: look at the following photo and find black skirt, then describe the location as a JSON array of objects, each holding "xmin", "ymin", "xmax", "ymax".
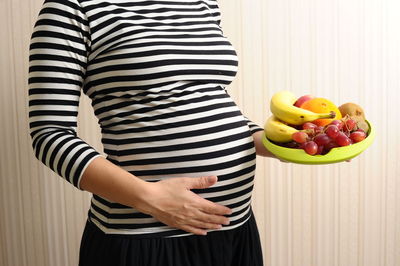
[{"xmin": 79, "ymin": 211, "xmax": 263, "ymax": 266}]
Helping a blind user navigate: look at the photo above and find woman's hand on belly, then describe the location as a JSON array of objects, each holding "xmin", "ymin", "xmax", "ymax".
[{"xmin": 138, "ymin": 176, "xmax": 232, "ymax": 236}]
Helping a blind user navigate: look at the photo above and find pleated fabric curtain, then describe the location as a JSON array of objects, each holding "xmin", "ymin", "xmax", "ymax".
[{"xmin": 1, "ymin": 0, "xmax": 399, "ymax": 265}]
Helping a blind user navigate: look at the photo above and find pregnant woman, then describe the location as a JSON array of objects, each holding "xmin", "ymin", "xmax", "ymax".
[{"xmin": 28, "ymin": 0, "xmax": 277, "ymax": 265}]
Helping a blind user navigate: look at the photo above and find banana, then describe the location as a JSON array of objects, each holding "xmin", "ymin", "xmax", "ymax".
[
  {"xmin": 270, "ymin": 91, "xmax": 335, "ymax": 125},
  {"xmin": 264, "ymin": 115, "xmax": 299, "ymax": 143}
]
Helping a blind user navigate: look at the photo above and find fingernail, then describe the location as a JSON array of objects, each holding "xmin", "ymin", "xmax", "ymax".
[{"xmin": 207, "ymin": 176, "xmax": 217, "ymax": 182}]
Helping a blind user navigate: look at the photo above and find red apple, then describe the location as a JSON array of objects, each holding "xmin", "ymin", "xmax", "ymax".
[{"xmin": 294, "ymin": 95, "xmax": 314, "ymax": 107}]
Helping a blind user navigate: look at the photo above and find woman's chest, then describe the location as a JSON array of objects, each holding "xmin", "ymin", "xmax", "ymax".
[{"xmin": 82, "ymin": 0, "xmax": 239, "ymax": 94}]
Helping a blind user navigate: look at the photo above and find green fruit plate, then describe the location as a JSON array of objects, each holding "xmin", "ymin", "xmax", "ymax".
[{"xmin": 262, "ymin": 120, "xmax": 376, "ymax": 164}]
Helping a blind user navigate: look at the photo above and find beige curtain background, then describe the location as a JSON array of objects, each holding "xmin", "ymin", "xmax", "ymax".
[{"xmin": 1, "ymin": 0, "xmax": 399, "ymax": 265}]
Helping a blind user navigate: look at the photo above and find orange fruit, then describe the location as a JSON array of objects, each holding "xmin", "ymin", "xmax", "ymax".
[{"xmin": 300, "ymin": 98, "xmax": 342, "ymax": 126}]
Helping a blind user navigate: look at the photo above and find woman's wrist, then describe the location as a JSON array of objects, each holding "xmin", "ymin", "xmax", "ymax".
[
  {"xmin": 130, "ymin": 180, "xmax": 161, "ymax": 215},
  {"xmin": 80, "ymin": 156, "xmax": 155, "ymax": 210}
]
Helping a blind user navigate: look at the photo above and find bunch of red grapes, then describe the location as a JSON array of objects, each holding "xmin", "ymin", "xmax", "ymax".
[{"xmin": 289, "ymin": 116, "xmax": 368, "ymax": 155}]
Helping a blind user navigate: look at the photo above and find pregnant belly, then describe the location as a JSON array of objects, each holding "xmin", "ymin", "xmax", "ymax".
[{"xmin": 91, "ymin": 84, "xmax": 257, "ymax": 234}]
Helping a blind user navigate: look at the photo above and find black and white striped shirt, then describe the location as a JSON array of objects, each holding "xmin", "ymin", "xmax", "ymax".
[{"xmin": 29, "ymin": 0, "xmax": 263, "ymax": 237}]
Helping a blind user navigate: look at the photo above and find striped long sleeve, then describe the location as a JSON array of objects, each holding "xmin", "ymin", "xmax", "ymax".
[
  {"xmin": 245, "ymin": 119, "xmax": 263, "ymax": 135},
  {"xmin": 28, "ymin": 0, "xmax": 101, "ymax": 189}
]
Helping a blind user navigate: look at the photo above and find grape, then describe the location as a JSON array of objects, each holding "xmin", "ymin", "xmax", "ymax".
[
  {"xmin": 303, "ymin": 122, "xmax": 317, "ymax": 130},
  {"xmin": 316, "ymin": 145, "xmax": 324, "ymax": 155},
  {"xmin": 300, "ymin": 141, "xmax": 310, "ymax": 149},
  {"xmin": 313, "ymin": 133, "xmax": 331, "ymax": 146},
  {"xmin": 350, "ymin": 131, "xmax": 366, "ymax": 143},
  {"xmin": 330, "ymin": 120, "xmax": 344, "ymax": 130},
  {"xmin": 292, "ymin": 131, "xmax": 308, "ymax": 143},
  {"xmin": 303, "ymin": 141, "xmax": 318, "ymax": 155},
  {"xmin": 345, "ymin": 119, "xmax": 357, "ymax": 131},
  {"xmin": 324, "ymin": 141, "xmax": 339, "ymax": 152},
  {"xmin": 315, "ymin": 126, "xmax": 324, "ymax": 134},
  {"xmin": 325, "ymin": 125, "xmax": 340, "ymax": 139},
  {"xmin": 335, "ymin": 132, "xmax": 352, "ymax": 146},
  {"xmin": 356, "ymin": 128, "xmax": 366, "ymax": 133}
]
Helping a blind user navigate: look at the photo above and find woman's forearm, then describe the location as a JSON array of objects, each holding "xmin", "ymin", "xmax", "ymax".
[{"xmin": 79, "ymin": 156, "xmax": 151, "ymax": 210}]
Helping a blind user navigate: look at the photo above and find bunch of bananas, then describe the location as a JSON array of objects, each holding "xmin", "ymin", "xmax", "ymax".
[{"xmin": 265, "ymin": 91, "xmax": 335, "ymax": 143}]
